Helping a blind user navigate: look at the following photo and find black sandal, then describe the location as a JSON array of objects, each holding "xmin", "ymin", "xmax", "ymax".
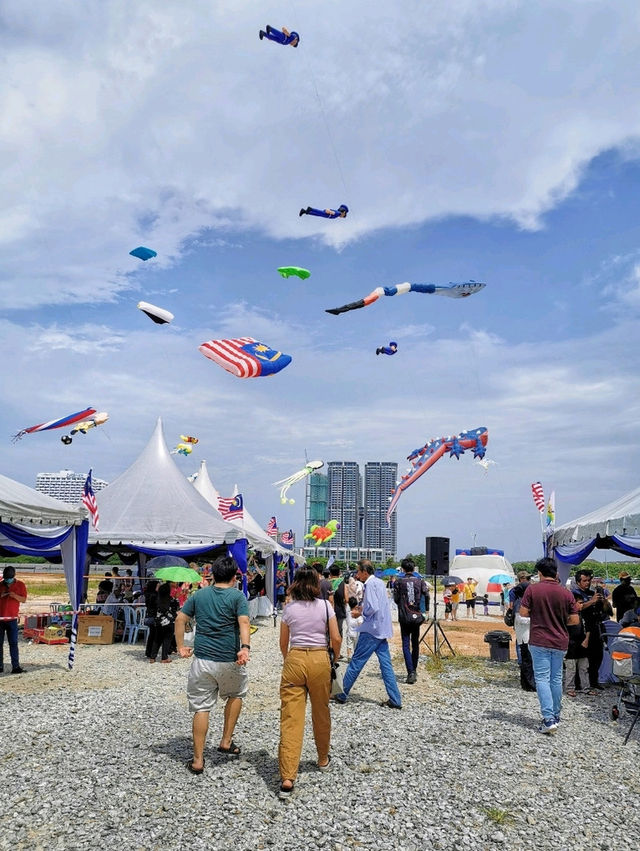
[
  {"xmin": 187, "ymin": 759, "xmax": 204, "ymax": 775},
  {"xmin": 217, "ymin": 741, "xmax": 241, "ymax": 756}
]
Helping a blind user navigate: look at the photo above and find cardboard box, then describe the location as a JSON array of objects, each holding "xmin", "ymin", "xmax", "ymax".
[{"xmin": 77, "ymin": 614, "xmax": 114, "ymax": 645}]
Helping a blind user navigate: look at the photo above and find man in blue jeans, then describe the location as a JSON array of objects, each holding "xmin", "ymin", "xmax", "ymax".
[
  {"xmin": 0, "ymin": 566, "xmax": 28, "ymax": 674},
  {"xmin": 520, "ymin": 557, "xmax": 579, "ymax": 733},
  {"xmin": 333, "ymin": 560, "xmax": 402, "ymax": 709}
]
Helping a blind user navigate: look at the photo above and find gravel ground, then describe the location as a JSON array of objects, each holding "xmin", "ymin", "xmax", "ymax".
[{"xmin": 1, "ymin": 619, "xmax": 638, "ymax": 851}]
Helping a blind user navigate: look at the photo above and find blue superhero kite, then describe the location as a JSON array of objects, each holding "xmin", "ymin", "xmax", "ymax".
[
  {"xmin": 376, "ymin": 342, "xmax": 398, "ymax": 356},
  {"xmin": 299, "ymin": 204, "xmax": 348, "ymax": 219},
  {"xmin": 259, "ymin": 25, "xmax": 299, "ymax": 47}
]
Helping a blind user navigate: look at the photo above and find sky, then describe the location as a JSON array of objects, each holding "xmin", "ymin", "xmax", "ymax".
[{"xmin": 2, "ymin": 0, "xmax": 640, "ymax": 563}]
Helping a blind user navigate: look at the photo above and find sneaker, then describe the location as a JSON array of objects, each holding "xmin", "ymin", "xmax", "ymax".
[
  {"xmin": 406, "ymin": 671, "xmax": 417, "ymax": 684},
  {"xmin": 538, "ymin": 718, "xmax": 558, "ymax": 734},
  {"xmin": 381, "ymin": 699, "xmax": 402, "ymax": 710},
  {"xmin": 259, "ymin": 30, "xmax": 265, "ymax": 40},
  {"xmin": 11, "ymin": 666, "xmax": 25, "ymax": 674},
  {"xmin": 299, "ymin": 208, "xmax": 306, "ymax": 217},
  {"xmin": 331, "ymin": 694, "xmax": 347, "ymax": 705}
]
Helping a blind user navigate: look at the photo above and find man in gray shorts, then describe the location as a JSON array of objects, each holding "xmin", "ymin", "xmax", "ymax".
[{"xmin": 175, "ymin": 555, "xmax": 251, "ymax": 774}]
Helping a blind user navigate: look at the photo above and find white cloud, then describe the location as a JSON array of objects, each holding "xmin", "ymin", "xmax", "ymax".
[{"xmin": 2, "ymin": 1, "xmax": 640, "ymax": 306}]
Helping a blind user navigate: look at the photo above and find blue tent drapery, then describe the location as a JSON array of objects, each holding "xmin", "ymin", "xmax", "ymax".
[{"xmin": 554, "ymin": 532, "xmax": 640, "ymax": 565}]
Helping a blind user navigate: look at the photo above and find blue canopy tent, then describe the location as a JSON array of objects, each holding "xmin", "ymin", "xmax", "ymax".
[
  {"xmin": 549, "ymin": 485, "xmax": 640, "ymax": 576},
  {"xmin": 0, "ymin": 472, "xmax": 89, "ymax": 669}
]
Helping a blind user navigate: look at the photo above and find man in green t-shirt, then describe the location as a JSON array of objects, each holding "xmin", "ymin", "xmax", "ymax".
[{"xmin": 176, "ymin": 555, "xmax": 251, "ymax": 774}]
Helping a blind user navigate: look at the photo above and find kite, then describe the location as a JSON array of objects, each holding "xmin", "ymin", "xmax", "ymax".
[
  {"xmin": 199, "ymin": 337, "xmax": 292, "ymax": 378},
  {"xmin": 171, "ymin": 442, "xmax": 193, "ymax": 457},
  {"xmin": 278, "ymin": 266, "xmax": 310, "ymax": 280},
  {"xmin": 259, "ymin": 25, "xmax": 300, "ymax": 47},
  {"xmin": 12, "ymin": 407, "xmax": 97, "ymax": 442},
  {"xmin": 137, "ymin": 301, "xmax": 174, "ymax": 324},
  {"xmin": 180, "ymin": 435, "xmax": 199, "ymax": 445},
  {"xmin": 273, "ymin": 460, "xmax": 324, "ymax": 504},
  {"xmin": 386, "ymin": 427, "xmax": 489, "ymax": 524},
  {"xmin": 60, "ymin": 412, "xmax": 109, "ymax": 444},
  {"xmin": 305, "ymin": 519, "xmax": 340, "ymax": 547},
  {"xmin": 326, "ymin": 280, "xmax": 486, "ymax": 316},
  {"xmin": 376, "ymin": 342, "xmax": 398, "ymax": 356},
  {"xmin": 299, "ymin": 205, "xmax": 348, "ymax": 219},
  {"xmin": 475, "ymin": 459, "xmax": 496, "ymax": 473},
  {"xmin": 129, "ymin": 246, "xmax": 157, "ymax": 261}
]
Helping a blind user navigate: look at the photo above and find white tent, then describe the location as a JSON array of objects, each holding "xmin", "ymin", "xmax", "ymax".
[
  {"xmin": 549, "ymin": 485, "xmax": 640, "ymax": 565},
  {"xmin": 89, "ymin": 419, "xmax": 244, "ymax": 555}
]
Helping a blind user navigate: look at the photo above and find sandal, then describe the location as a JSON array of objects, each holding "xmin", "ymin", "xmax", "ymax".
[
  {"xmin": 566, "ymin": 690, "xmax": 577, "ymax": 697},
  {"xmin": 278, "ymin": 781, "xmax": 294, "ymax": 799},
  {"xmin": 318, "ymin": 755, "xmax": 331, "ymax": 771},
  {"xmin": 187, "ymin": 759, "xmax": 204, "ymax": 775},
  {"xmin": 586, "ymin": 689, "xmax": 600, "ymax": 696},
  {"xmin": 217, "ymin": 741, "xmax": 241, "ymax": 756}
]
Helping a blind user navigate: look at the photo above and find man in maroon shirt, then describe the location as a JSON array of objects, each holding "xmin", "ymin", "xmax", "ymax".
[
  {"xmin": 0, "ymin": 566, "xmax": 28, "ymax": 674},
  {"xmin": 520, "ymin": 557, "xmax": 579, "ymax": 733}
]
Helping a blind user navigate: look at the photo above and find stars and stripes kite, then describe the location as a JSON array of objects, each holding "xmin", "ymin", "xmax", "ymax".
[
  {"xmin": 199, "ymin": 337, "xmax": 292, "ymax": 378},
  {"xmin": 531, "ymin": 482, "xmax": 545, "ymax": 513}
]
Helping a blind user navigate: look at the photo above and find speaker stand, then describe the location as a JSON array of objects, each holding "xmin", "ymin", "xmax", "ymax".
[{"xmin": 419, "ymin": 575, "xmax": 456, "ymax": 658}]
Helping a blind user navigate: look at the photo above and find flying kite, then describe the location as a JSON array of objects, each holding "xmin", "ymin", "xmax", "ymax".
[
  {"xmin": 259, "ymin": 25, "xmax": 299, "ymax": 47},
  {"xmin": 299, "ymin": 205, "xmax": 348, "ymax": 219},
  {"xmin": 60, "ymin": 412, "xmax": 109, "ymax": 444},
  {"xmin": 386, "ymin": 427, "xmax": 489, "ymax": 524},
  {"xmin": 273, "ymin": 460, "xmax": 324, "ymax": 504},
  {"xmin": 278, "ymin": 266, "xmax": 310, "ymax": 280},
  {"xmin": 171, "ymin": 442, "xmax": 193, "ymax": 457},
  {"xmin": 199, "ymin": 337, "xmax": 292, "ymax": 378},
  {"xmin": 12, "ymin": 407, "xmax": 97, "ymax": 442},
  {"xmin": 137, "ymin": 301, "xmax": 174, "ymax": 324},
  {"xmin": 376, "ymin": 342, "xmax": 398, "ymax": 356},
  {"xmin": 305, "ymin": 519, "xmax": 340, "ymax": 546},
  {"xmin": 475, "ymin": 458, "xmax": 496, "ymax": 473},
  {"xmin": 129, "ymin": 246, "xmax": 157, "ymax": 261},
  {"xmin": 326, "ymin": 281, "xmax": 486, "ymax": 316},
  {"xmin": 180, "ymin": 435, "xmax": 199, "ymax": 445}
]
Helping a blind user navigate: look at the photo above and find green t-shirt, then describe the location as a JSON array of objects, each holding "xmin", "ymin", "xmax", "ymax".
[{"xmin": 181, "ymin": 585, "xmax": 249, "ymax": 662}]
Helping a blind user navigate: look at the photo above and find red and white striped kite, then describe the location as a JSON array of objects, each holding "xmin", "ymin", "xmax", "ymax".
[{"xmin": 531, "ymin": 482, "xmax": 545, "ymax": 513}]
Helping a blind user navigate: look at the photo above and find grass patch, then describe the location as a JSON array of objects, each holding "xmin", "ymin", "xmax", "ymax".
[
  {"xmin": 482, "ymin": 807, "xmax": 514, "ymax": 826},
  {"xmin": 25, "ymin": 579, "xmax": 101, "ymax": 598}
]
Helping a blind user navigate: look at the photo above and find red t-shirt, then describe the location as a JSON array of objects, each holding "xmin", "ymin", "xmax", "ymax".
[
  {"xmin": 521, "ymin": 579, "xmax": 577, "ymax": 651},
  {"xmin": 0, "ymin": 579, "xmax": 28, "ymax": 620}
]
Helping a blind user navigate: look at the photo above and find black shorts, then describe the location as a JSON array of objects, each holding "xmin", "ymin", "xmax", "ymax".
[{"xmin": 465, "ymin": 598, "xmax": 476, "ymax": 609}]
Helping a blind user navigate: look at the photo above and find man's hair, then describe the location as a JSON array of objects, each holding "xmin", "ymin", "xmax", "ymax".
[
  {"xmin": 311, "ymin": 562, "xmax": 323, "ymax": 575},
  {"xmin": 212, "ymin": 555, "xmax": 239, "ymax": 583},
  {"xmin": 401, "ymin": 558, "xmax": 415, "ymax": 573},
  {"xmin": 535, "ymin": 557, "xmax": 557, "ymax": 578},
  {"xmin": 126, "ymin": 569, "xmax": 133, "ymax": 576},
  {"xmin": 288, "ymin": 567, "xmax": 320, "ymax": 602},
  {"xmin": 575, "ymin": 568, "xmax": 593, "ymax": 582},
  {"xmin": 3, "ymin": 565, "xmax": 16, "ymax": 580},
  {"xmin": 517, "ymin": 570, "xmax": 531, "ymax": 582},
  {"xmin": 330, "ymin": 565, "xmax": 341, "ymax": 577},
  {"xmin": 112, "ymin": 566, "xmax": 120, "ymax": 575},
  {"xmin": 357, "ymin": 560, "xmax": 375, "ymax": 575}
]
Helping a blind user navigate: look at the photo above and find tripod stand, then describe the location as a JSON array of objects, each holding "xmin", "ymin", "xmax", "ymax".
[{"xmin": 419, "ymin": 575, "xmax": 455, "ymax": 657}]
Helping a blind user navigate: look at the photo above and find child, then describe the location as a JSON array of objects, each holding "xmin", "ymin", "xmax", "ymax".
[
  {"xmin": 565, "ymin": 619, "xmax": 590, "ymax": 696},
  {"xmin": 482, "ymin": 594, "xmax": 489, "ymax": 616},
  {"xmin": 345, "ymin": 596, "xmax": 363, "ymax": 659}
]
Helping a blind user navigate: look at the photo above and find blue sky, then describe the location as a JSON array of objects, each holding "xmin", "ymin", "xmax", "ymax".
[{"xmin": 2, "ymin": 1, "xmax": 640, "ymax": 562}]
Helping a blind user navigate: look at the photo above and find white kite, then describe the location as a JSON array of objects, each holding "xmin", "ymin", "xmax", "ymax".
[{"xmin": 273, "ymin": 460, "xmax": 324, "ymax": 504}]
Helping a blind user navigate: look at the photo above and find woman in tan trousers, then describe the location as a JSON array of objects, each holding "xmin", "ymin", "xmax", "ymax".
[{"xmin": 278, "ymin": 567, "xmax": 342, "ymax": 799}]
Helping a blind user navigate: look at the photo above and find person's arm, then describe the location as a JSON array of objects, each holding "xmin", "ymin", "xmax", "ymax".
[
  {"xmin": 282, "ymin": 27, "xmax": 290, "ymax": 37},
  {"xmin": 519, "ymin": 604, "xmax": 529, "ymax": 617},
  {"xmin": 236, "ymin": 614, "xmax": 250, "ymax": 665},
  {"xmin": 175, "ymin": 611, "xmax": 192, "ymax": 657},
  {"xmin": 279, "ymin": 621, "xmax": 290, "ymax": 659},
  {"xmin": 325, "ymin": 209, "xmax": 335, "ymax": 216},
  {"xmin": 567, "ymin": 613, "xmax": 580, "ymax": 626},
  {"xmin": 328, "ymin": 614, "xmax": 341, "ymax": 659},
  {"xmin": 10, "ymin": 588, "xmax": 27, "ymax": 603}
]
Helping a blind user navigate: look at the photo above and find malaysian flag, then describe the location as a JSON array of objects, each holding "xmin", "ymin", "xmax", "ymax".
[
  {"xmin": 531, "ymin": 482, "xmax": 545, "ymax": 513},
  {"xmin": 266, "ymin": 516, "xmax": 278, "ymax": 538},
  {"xmin": 198, "ymin": 337, "xmax": 292, "ymax": 378},
  {"xmin": 82, "ymin": 468, "xmax": 100, "ymax": 530},
  {"xmin": 218, "ymin": 494, "xmax": 243, "ymax": 521},
  {"xmin": 280, "ymin": 529, "xmax": 294, "ymax": 548}
]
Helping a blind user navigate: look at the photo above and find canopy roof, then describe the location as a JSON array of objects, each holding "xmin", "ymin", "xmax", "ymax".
[
  {"xmin": 0, "ymin": 472, "xmax": 86, "ymax": 527},
  {"xmin": 89, "ymin": 418, "xmax": 241, "ymax": 548},
  {"xmin": 552, "ymin": 485, "xmax": 640, "ymax": 546},
  {"xmin": 191, "ymin": 460, "xmax": 298, "ymax": 559}
]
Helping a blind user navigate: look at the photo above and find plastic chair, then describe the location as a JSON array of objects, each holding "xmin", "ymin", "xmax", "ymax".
[
  {"xmin": 122, "ymin": 605, "xmax": 136, "ymax": 644},
  {"xmin": 131, "ymin": 606, "xmax": 150, "ymax": 644}
]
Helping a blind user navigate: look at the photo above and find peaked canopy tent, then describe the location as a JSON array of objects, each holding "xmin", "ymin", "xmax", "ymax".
[
  {"xmin": 191, "ymin": 460, "xmax": 302, "ymax": 605},
  {"xmin": 549, "ymin": 485, "xmax": 640, "ymax": 568},
  {"xmin": 0, "ymin": 472, "xmax": 88, "ymax": 669},
  {"xmin": 88, "ymin": 419, "xmax": 248, "ymax": 585}
]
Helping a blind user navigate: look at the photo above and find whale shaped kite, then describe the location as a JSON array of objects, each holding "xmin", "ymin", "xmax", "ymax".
[{"xmin": 326, "ymin": 281, "xmax": 486, "ymax": 316}]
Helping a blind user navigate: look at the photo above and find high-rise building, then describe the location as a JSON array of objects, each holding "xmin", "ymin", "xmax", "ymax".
[
  {"xmin": 306, "ymin": 471, "xmax": 328, "ymax": 528},
  {"xmin": 363, "ymin": 461, "xmax": 398, "ymax": 557},
  {"xmin": 36, "ymin": 469, "xmax": 109, "ymax": 503},
  {"xmin": 327, "ymin": 461, "xmax": 362, "ymax": 549}
]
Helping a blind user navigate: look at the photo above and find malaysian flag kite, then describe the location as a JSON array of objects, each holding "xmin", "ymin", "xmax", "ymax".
[
  {"xmin": 198, "ymin": 337, "xmax": 292, "ymax": 378},
  {"xmin": 12, "ymin": 406, "xmax": 97, "ymax": 442},
  {"xmin": 531, "ymin": 482, "xmax": 545, "ymax": 513},
  {"xmin": 82, "ymin": 469, "xmax": 100, "ymax": 530},
  {"xmin": 266, "ymin": 516, "xmax": 278, "ymax": 538},
  {"xmin": 280, "ymin": 530, "xmax": 294, "ymax": 548},
  {"xmin": 218, "ymin": 494, "xmax": 244, "ymax": 521}
]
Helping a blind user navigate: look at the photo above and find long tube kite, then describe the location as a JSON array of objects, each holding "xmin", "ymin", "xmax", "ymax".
[
  {"xmin": 326, "ymin": 281, "xmax": 486, "ymax": 316},
  {"xmin": 13, "ymin": 407, "xmax": 97, "ymax": 442},
  {"xmin": 273, "ymin": 460, "xmax": 324, "ymax": 504},
  {"xmin": 386, "ymin": 426, "xmax": 489, "ymax": 524}
]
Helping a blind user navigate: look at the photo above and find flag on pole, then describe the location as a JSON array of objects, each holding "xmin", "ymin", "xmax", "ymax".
[
  {"xmin": 545, "ymin": 491, "xmax": 556, "ymax": 531},
  {"xmin": 280, "ymin": 529, "xmax": 294, "ymax": 547},
  {"xmin": 218, "ymin": 494, "xmax": 243, "ymax": 521},
  {"xmin": 266, "ymin": 516, "xmax": 278, "ymax": 538},
  {"xmin": 531, "ymin": 482, "xmax": 545, "ymax": 513},
  {"xmin": 326, "ymin": 555, "xmax": 335, "ymax": 570},
  {"xmin": 82, "ymin": 469, "xmax": 100, "ymax": 530}
]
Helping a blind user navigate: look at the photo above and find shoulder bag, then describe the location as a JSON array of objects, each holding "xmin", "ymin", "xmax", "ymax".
[{"xmin": 324, "ymin": 601, "xmax": 344, "ymax": 697}]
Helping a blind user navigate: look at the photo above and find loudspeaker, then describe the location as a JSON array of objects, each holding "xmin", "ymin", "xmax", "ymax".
[{"xmin": 425, "ymin": 536, "xmax": 450, "ymax": 576}]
